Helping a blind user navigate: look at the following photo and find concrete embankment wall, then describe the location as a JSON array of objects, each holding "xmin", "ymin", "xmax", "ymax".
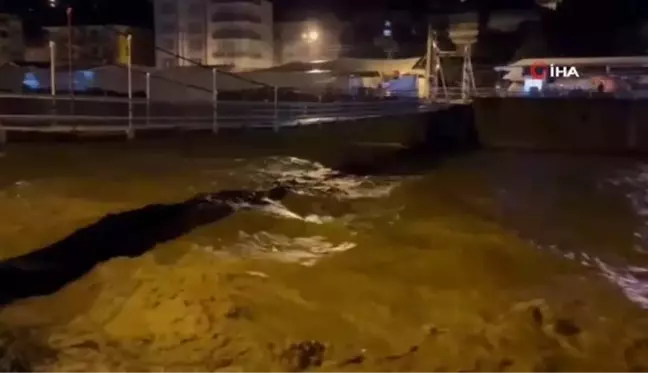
[
  {"xmin": 155, "ymin": 106, "xmax": 476, "ymax": 167},
  {"xmin": 2, "ymin": 105, "xmax": 478, "ymax": 170},
  {"xmin": 473, "ymin": 97, "xmax": 648, "ymax": 154}
]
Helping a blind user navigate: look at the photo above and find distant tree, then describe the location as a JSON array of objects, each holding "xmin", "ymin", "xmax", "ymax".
[
  {"xmin": 512, "ymin": 21, "xmax": 548, "ymax": 60},
  {"xmin": 512, "ymin": 34, "xmax": 548, "ymax": 60},
  {"xmin": 373, "ymin": 34, "xmax": 399, "ymax": 59}
]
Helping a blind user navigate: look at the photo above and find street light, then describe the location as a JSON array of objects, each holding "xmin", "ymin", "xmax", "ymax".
[
  {"xmin": 301, "ymin": 28, "xmax": 320, "ymax": 62},
  {"xmin": 302, "ymin": 30, "xmax": 319, "ymax": 43}
]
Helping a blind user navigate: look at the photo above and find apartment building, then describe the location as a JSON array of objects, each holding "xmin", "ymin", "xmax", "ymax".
[
  {"xmin": 153, "ymin": 0, "xmax": 273, "ymax": 71},
  {"xmin": 0, "ymin": 14, "xmax": 25, "ymax": 62},
  {"xmin": 43, "ymin": 25, "xmax": 154, "ymax": 66}
]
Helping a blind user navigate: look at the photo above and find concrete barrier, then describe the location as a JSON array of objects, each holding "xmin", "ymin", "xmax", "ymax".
[{"xmin": 473, "ymin": 97, "xmax": 648, "ymax": 154}]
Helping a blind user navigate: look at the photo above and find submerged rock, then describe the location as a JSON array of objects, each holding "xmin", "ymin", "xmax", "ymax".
[
  {"xmin": 553, "ymin": 318, "xmax": 581, "ymax": 337},
  {"xmin": 0, "ymin": 327, "xmax": 53, "ymax": 372},
  {"xmin": 280, "ymin": 340, "xmax": 326, "ymax": 371}
]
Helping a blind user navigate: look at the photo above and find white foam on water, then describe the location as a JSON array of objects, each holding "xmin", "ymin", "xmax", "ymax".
[
  {"xmin": 594, "ymin": 258, "xmax": 648, "ymax": 309},
  {"xmin": 597, "ymin": 164, "xmax": 648, "ymax": 308},
  {"xmin": 609, "ymin": 165, "xmax": 648, "ymax": 217},
  {"xmin": 225, "ymin": 197, "xmax": 332, "ymax": 224},
  {"xmin": 533, "ymin": 241, "xmax": 648, "ymax": 309},
  {"xmin": 255, "ymin": 156, "xmax": 401, "ymax": 199},
  {"xmin": 209, "ymin": 231, "xmax": 355, "ymax": 266}
]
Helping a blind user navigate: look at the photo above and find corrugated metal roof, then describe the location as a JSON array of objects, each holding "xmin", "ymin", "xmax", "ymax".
[
  {"xmin": 254, "ymin": 57, "xmax": 421, "ymax": 74},
  {"xmin": 508, "ymin": 56, "xmax": 648, "ymax": 67}
]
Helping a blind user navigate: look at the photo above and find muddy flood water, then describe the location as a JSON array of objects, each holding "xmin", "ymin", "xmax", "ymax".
[{"xmin": 1, "ymin": 140, "xmax": 648, "ymax": 371}]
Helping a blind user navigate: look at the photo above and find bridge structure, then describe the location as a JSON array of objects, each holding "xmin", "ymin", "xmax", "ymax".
[{"xmin": 0, "ymin": 75, "xmax": 488, "ymax": 143}]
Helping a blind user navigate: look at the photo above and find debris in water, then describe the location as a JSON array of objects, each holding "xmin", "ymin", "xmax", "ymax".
[{"xmin": 244, "ymin": 271, "xmax": 269, "ymax": 278}]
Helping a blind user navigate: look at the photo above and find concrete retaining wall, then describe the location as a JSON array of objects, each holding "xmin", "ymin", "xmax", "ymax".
[
  {"xmin": 161, "ymin": 105, "xmax": 477, "ymax": 168},
  {"xmin": 2, "ymin": 105, "xmax": 478, "ymax": 170},
  {"xmin": 473, "ymin": 97, "xmax": 648, "ymax": 154}
]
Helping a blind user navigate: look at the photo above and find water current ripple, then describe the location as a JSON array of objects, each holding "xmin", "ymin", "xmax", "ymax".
[
  {"xmin": 256, "ymin": 156, "xmax": 401, "ymax": 199},
  {"xmin": 523, "ymin": 163, "xmax": 648, "ymax": 309},
  {"xmin": 199, "ymin": 156, "xmax": 403, "ymax": 266}
]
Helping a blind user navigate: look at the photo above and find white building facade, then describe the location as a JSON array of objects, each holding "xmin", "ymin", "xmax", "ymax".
[
  {"xmin": 0, "ymin": 14, "xmax": 24, "ymax": 62},
  {"xmin": 153, "ymin": 0, "xmax": 273, "ymax": 71}
]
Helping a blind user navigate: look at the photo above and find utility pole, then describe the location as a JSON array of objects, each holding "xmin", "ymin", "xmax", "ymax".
[
  {"xmin": 424, "ymin": 23, "xmax": 432, "ymax": 100},
  {"xmin": 66, "ymin": 6, "xmax": 73, "ymax": 97},
  {"xmin": 49, "ymin": 41, "xmax": 56, "ymax": 96},
  {"xmin": 127, "ymin": 34, "xmax": 134, "ymax": 140}
]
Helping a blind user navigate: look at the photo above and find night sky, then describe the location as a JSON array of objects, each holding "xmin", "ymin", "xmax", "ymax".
[
  {"xmin": 1, "ymin": 0, "xmax": 538, "ymax": 30},
  {"xmin": 2, "ymin": 0, "xmax": 648, "ymax": 57}
]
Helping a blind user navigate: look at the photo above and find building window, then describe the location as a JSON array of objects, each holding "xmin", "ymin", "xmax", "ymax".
[
  {"xmin": 160, "ymin": 38, "xmax": 174, "ymax": 49},
  {"xmin": 211, "ymin": 29, "xmax": 261, "ymax": 40},
  {"xmin": 383, "ymin": 20, "xmax": 392, "ymax": 37},
  {"xmin": 220, "ymin": 40, "xmax": 235, "ymax": 52},
  {"xmin": 160, "ymin": 1, "xmax": 176, "ymax": 14},
  {"xmin": 187, "ymin": 1, "xmax": 203, "ymax": 15},
  {"xmin": 158, "ymin": 22, "xmax": 176, "ymax": 33},
  {"xmin": 187, "ymin": 22, "xmax": 203, "ymax": 33},
  {"xmin": 212, "ymin": 51, "xmax": 261, "ymax": 58},
  {"xmin": 188, "ymin": 39, "xmax": 203, "ymax": 51},
  {"xmin": 211, "ymin": 13, "xmax": 261, "ymax": 23}
]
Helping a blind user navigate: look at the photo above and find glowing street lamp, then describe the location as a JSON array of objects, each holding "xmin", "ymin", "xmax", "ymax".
[
  {"xmin": 302, "ymin": 30, "xmax": 319, "ymax": 43},
  {"xmin": 48, "ymin": 0, "xmax": 57, "ymax": 7}
]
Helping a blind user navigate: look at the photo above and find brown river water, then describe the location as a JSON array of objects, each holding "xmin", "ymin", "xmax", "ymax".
[{"xmin": 0, "ymin": 140, "xmax": 648, "ymax": 371}]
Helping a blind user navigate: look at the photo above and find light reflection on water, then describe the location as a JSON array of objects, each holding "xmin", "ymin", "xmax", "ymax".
[{"xmin": 474, "ymin": 154, "xmax": 648, "ymax": 309}]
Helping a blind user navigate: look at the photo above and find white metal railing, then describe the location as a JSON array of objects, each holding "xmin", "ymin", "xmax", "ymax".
[
  {"xmin": 0, "ymin": 93, "xmax": 441, "ymax": 140},
  {"xmin": 487, "ymin": 89, "xmax": 645, "ymax": 99},
  {"xmin": 429, "ymin": 86, "xmax": 648, "ymax": 101}
]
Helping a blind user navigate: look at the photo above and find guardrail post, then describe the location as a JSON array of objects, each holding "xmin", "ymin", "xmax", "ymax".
[
  {"xmin": 212, "ymin": 68, "xmax": 218, "ymax": 134},
  {"xmin": 627, "ymin": 111, "xmax": 638, "ymax": 150},
  {"xmin": 0, "ymin": 121, "xmax": 6, "ymax": 153},
  {"xmin": 273, "ymin": 86, "xmax": 279, "ymax": 132},
  {"xmin": 145, "ymin": 72, "xmax": 150, "ymax": 127},
  {"xmin": 126, "ymin": 34, "xmax": 134, "ymax": 140},
  {"xmin": 49, "ymin": 41, "xmax": 57, "ymax": 127}
]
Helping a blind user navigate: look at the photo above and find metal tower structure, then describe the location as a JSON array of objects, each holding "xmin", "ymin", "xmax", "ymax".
[
  {"xmin": 424, "ymin": 26, "xmax": 476, "ymax": 103},
  {"xmin": 460, "ymin": 43, "xmax": 476, "ymax": 102},
  {"xmin": 424, "ymin": 28, "xmax": 448, "ymax": 101}
]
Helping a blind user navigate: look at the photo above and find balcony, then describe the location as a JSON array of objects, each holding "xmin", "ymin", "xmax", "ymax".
[
  {"xmin": 211, "ymin": 29, "xmax": 261, "ymax": 40},
  {"xmin": 211, "ymin": 0, "xmax": 261, "ymax": 4},
  {"xmin": 212, "ymin": 51, "xmax": 261, "ymax": 58},
  {"xmin": 211, "ymin": 13, "xmax": 261, "ymax": 23}
]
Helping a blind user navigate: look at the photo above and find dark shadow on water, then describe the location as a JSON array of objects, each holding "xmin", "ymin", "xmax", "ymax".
[
  {"xmin": 0, "ymin": 186, "xmax": 289, "ymax": 306},
  {"xmin": 334, "ymin": 145, "xmax": 476, "ymax": 177}
]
